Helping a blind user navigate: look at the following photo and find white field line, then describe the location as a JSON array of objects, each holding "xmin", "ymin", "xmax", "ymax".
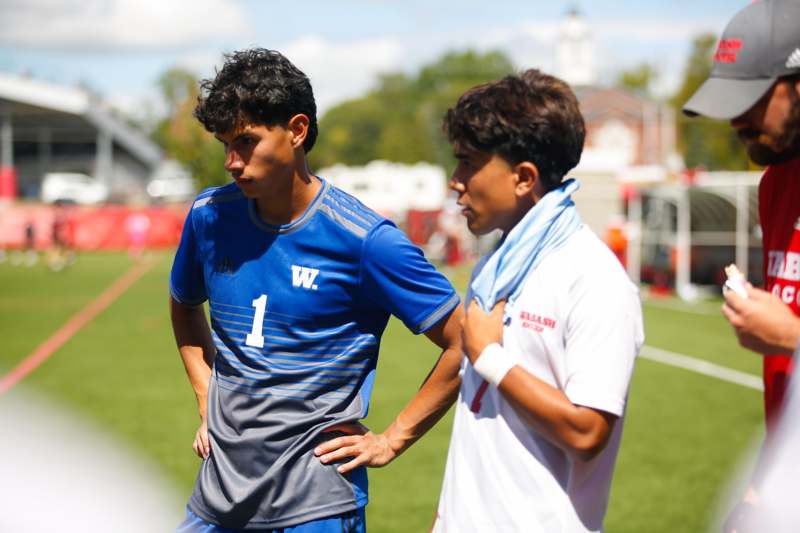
[{"xmin": 640, "ymin": 345, "xmax": 763, "ymax": 391}]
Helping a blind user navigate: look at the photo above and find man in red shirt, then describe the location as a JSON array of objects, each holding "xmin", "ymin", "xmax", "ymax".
[
  {"xmin": 684, "ymin": 0, "xmax": 800, "ymax": 430},
  {"xmin": 683, "ymin": 0, "xmax": 800, "ymax": 528}
]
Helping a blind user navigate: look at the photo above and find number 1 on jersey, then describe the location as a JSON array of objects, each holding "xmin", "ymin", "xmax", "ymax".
[{"xmin": 245, "ymin": 294, "xmax": 268, "ymax": 348}]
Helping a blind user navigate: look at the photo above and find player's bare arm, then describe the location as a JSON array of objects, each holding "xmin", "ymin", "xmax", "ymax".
[
  {"xmin": 463, "ymin": 299, "xmax": 615, "ymax": 461},
  {"xmin": 315, "ymin": 305, "xmax": 463, "ymax": 473},
  {"xmin": 170, "ymin": 295, "xmax": 216, "ymax": 459},
  {"xmin": 722, "ymin": 285, "xmax": 800, "ymax": 355}
]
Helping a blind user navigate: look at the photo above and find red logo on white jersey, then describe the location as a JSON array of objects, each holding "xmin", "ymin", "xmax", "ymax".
[{"xmin": 519, "ymin": 311, "xmax": 556, "ymax": 332}]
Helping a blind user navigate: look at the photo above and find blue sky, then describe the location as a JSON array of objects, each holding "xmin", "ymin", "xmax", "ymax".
[{"xmin": 0, "ymin": 0, "xmax": 747, "ymax": 119}]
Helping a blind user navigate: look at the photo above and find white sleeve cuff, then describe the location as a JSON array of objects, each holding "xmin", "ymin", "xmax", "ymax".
[
  {"xmin": 472, "ymin": 343, "xmax": 516, "ymax": 387},
  {"xmin": 566, "ymin": 385, "xmax": 626, "ymax": 417}
]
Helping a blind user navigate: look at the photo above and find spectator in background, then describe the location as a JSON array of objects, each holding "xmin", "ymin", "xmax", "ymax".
[
  {"xmin": 47, "ymin": 202, "xmax": 75, "ymax": 271},
  {"xmin": 125, "ymin": 211, "xmax": 151, "ymax": 259},
  {"xmin": 604, "ymin": 216, "xmax": 628, "ymax": 267},
  {"xmin": 682, "ymin": 0, "xmax": 800, "ymax": 529},
  {"xmin": 12, "ymin": 218, "xmax": 38, "ymax": 267}
]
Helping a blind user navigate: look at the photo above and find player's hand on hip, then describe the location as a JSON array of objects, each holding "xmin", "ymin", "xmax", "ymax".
[
  {"xmin": 462, "ymin": 299, "xmax": 505, "ymax": 364},
  {"xmin": 314, "ymin": 423, "xmax": 396, "ymax": 474},
  {"xmin": 193, "ymin": 417, "xmax": 211, "ymax": 460}
]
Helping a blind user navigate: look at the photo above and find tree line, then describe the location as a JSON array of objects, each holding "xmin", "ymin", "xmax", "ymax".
[{"xmin": 151, "ymin": 36, "xmax": 749, "ymax": 190}]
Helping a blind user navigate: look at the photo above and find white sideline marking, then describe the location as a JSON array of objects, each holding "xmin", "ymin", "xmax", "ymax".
[{"xmin": 640, "ymin": 345, "xmax": 763, "ymax": 391}]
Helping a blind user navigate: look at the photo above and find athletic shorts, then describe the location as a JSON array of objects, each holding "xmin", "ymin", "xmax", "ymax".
[{"xmin": 177, "ymin": 506, "xmax": 366, "ymax": 533}]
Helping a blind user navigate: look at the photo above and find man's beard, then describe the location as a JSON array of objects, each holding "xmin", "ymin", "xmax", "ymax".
[{"xmin": 740, "ymin": 95, "xmax": 800, "ymax": 166}]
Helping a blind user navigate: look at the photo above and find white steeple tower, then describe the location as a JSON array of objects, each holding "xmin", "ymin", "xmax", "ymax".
[{"xmin": 555, "ymin": 7, "xmax": 596, "ymax": 87}]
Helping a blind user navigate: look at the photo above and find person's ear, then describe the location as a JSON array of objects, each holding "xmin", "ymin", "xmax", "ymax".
[
  {"xmin": 287, "ymin": 114, "xmax": 309, "ymax": 149},
  {"xmin": 513, "ymin": 161, "xmax": 540, "ymax": 198}
]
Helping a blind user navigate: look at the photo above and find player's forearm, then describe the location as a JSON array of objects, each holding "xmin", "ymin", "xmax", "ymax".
[
  {"xmin": 381, "ymin": 345, "xmax": 462, "ymax": 455},
  {"xmin": 180, "ymin": 345, "xmax": 213, "ymax": 418},
  {"xmin": 497, "ymin": 366, "xmax": 614, "ymax": 461},
  {"xmin": 381, "ymin": 307, "xmax": 463, "ymax": 455},
  {"xmin": 170, "ymin": 296, "xmax": 215, "ymax": 418}
]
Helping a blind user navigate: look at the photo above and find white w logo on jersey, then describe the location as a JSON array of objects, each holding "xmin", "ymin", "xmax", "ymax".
[{"xmin": 291, "ymin": 265, "xmax": 320, "ymax": 290}]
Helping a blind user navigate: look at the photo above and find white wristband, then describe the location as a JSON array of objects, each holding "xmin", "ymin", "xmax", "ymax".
[{"xmin": 472, "ymin": 343, "xmax": 516, "ymax": 387}]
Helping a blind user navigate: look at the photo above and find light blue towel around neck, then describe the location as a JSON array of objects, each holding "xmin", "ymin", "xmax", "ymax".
[{"xmin": 470, "ymin": 178, "xmax": 582, "ymax": 311}]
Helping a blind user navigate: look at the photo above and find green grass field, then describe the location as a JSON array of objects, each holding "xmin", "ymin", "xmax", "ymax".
[{"xmin": 0, "ymin": 252, "xmax": 764, "ymax": 532}]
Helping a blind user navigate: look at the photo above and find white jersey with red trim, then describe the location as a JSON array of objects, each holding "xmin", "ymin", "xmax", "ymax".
[{"xmin": 434, "ymin": 226, "xmax": 644, "ymax": 533}]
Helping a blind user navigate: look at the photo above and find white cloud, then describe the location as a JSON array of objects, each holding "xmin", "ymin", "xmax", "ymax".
[
  {"xmin": 591, "ymin": 17, "xmax": 726, "ymax": 96},
  {"xmin": 172, "ymin": 50, "xmax": 227, "ymax": 80},
  {"xmin": 0, "ymin": 0, "xmax": 249, "ymax": 50},
  {"xmin": 20, "ymin": 9, "xmax": 725, "ymax": 122},
  {"xmin": 134, "ymin": 36, "xmax": 404, "ymax": 116},
  {"xmin": 593, "ymin": 17, "xmax": 725, "ymax": 43},
  {"xmin": 468, "ymin": 23, "xmax": 558, "ymax": 72},
  {"xmin": 236, "ymin": 16, "xmax": 712, "ymax": 116},
  {"xmin": 217, "ymin": 13, "xmax": 726, "ymax": 115},
  {"xmin": 107, "ymin": 90, "xmax": 166, "ymax": 124},
  {"xmin": 268, "ymin": 21, "xmax": 561, "ymax": 115},
  {"xmin": 283, "ymin": 36, "xmax": 404, "ymax": 114},
  {"xmin": 271, "ymin": 23, "xmax": 561, "ymax": 115}
]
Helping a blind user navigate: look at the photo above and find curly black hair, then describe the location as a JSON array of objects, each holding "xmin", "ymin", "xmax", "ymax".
[
  {"xmin": 194, "ymin": 48, "xmax": 319, "ymax": 153},
  {"xmin": 443, "ymin": 69, "xmax": 585, "ymax": 191}
]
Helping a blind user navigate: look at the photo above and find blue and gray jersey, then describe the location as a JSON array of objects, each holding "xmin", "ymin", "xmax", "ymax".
[{"xmin": 170, "ymin": 179, "xmax": 459, "ymax": 529}]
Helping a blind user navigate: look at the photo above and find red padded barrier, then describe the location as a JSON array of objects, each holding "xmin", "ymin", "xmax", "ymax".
[{"xmin": 0, "ymin": 203, "xmax": 187, "ymax": 250}]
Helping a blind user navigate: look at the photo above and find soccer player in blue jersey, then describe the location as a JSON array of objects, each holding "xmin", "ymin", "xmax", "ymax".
[{"xmin": 170, "ymin": 48, "xmax": 463, "ymax": 532}]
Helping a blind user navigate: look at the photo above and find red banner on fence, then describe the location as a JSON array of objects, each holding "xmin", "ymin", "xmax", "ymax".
[
  {"xmin": 0, "ymin": 203, "xmax": 187, "ymax": 250},
  {"xmin": 0, "ymin": 167, "xmax": 17, "ymax": 200}
]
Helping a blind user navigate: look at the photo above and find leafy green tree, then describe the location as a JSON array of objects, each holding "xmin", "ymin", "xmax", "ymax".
[
  {"xmin": 671, "ymin": 35, "xmax": 750, "ymax": 170},
  {"xmin": 310, "ymin": 50, "xmax": 514, "ymax": 172},
  {"xmin": 152, "ymin": 51, "xmax": 515, "ymax": 186},
  {"xmin": 152, "ymin": 68, "xmax": 227, "ymax": 190},
  {"xmin": 616, "ymin": 63, "xmax": 658, "ymax": 97},
  {"xmin": 157, "ymin": 68, "xmax": 197, "ymax": 116}
]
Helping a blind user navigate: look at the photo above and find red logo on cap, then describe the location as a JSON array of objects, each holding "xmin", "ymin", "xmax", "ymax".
[{"xmin": 714, "ymin": 39, "xmax": 743, "ymax": 63}]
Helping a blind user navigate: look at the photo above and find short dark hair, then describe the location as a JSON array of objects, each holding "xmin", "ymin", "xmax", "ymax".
[
  {"xmin": 194, "ymin": 48, "xmax": 319, "ymax": 153},
  {"xmin": 443, "ymin": 69, "xmax": 585, "ymax": 191}
]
